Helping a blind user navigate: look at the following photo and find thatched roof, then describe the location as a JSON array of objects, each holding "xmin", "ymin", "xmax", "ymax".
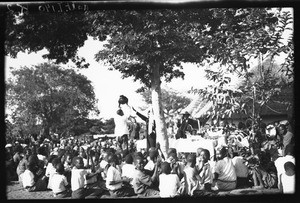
[
  {"xmin": 181, "ymin": 96, "xmax": 213, "ymax": 119},
  {"xmin": 182, "ymin": 87, "xmax": 293, "ymax": 119}
]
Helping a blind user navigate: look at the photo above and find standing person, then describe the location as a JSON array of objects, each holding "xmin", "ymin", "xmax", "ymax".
[
  {"xmin": 129, "ymin": 117, "xmax": 141, "ymax": 141},
  {"xmin": 114, "ymin": 95, "xmax": 135, "ymax": 151},
  {"xmin": 133, "ymin": 107, "xmax": 156, "ymax": 151},
  {"xmin": 175, "ymin": 112, "xmax": 193, "ymax": 139},
  {"xmin": 278, "ymin": 124, "xmax": 294, "ymax": 156}
]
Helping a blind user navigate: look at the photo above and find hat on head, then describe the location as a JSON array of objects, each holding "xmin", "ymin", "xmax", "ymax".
[
  {"xmin": 280, "ymin": 120, "xmax": 289, "ymax": 126},
  {"xmin": 182, "ymin": 111, "xmax": 190, "ymax": 115}
]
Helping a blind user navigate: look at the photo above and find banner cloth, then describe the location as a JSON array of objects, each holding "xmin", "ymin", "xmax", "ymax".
[{"xmin": 136, "ymin": 136, "xmax": 215, "ymax": 159}]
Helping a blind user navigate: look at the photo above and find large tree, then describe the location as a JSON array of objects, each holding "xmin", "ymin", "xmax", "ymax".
[
  {"xmin": 90, "ymin": 9, "xmax": 223, "ymax": 156},
  {"xmin": 6, "ymin": 63, "xmax": 99, "ymax": 138},
  {"xmin": 4, "ymin": 5, "xmax": 291, "ymax": 156}
]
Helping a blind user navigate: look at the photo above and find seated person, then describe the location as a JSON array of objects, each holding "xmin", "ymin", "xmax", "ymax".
[
  {"xmin": 197, "ymin": 149, "xmax": 213, "ymax": 191},
  {"xmin": 167, "ymin": 152, "xmax": 184, "ymax": 180},
  {"xmin": 232, "ymin": 151, "xmax": 250, "ymax": 189},
  {"xmin": 251, "ymin": 151, "xmax": 277, "ymax": 189},
  {"xmin": 159, "ymin": 162, "xmax": 181, "ymax": 198},
  {"xmin": 51, "ymin": 163, "xmax": 71, "ymax": 198},
  {"xmin": 182, "ymin": 154, "xmax": 203, "ymax": 196},
  {"xmin": 71, "ymin": 156, "xmax": 103, "ymax": 199},
  {"xmin": 279, "ymin": 161, "xmax": 295, "ymax": 194},
  {"xmin": 213, "ymin": 147, "xmax": 237, "ymax": 191},
  {"xmin": 21, "ymin": 155, "xmax": 48, "ymax": 192},
  {"xmin": 105, "ymin": 153, "xmax": 135, "ymax": 197},
  {"xmin": 121, "ymin": 153, "xmax": 136, "ymax": 186},
  {"xmin": 132, "ymin": 155, "xmax": 160, "ymax": 197}
]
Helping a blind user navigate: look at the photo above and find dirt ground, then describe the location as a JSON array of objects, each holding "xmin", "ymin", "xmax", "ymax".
[{"xmin": 6, "ymin": 180, "xmax": 282, "ymax": 200}]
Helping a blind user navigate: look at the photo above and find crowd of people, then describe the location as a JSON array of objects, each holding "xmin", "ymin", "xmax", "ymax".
[{"xmin": 5, "ymin": 95, "xmax": 295, "ymax": 198}]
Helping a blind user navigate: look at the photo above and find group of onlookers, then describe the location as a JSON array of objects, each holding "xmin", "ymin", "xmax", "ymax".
[{"xmin": 5, "ymin": 117, "xmax": 295, "ymax": 198}]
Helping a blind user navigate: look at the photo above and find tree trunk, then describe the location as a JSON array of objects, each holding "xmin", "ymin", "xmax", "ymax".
[{"xmin": 151, "ymin": 62, "xmax": 169, "ymax": 159}]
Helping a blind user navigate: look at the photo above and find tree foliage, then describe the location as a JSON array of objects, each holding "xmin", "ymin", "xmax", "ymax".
[
  {"xmin": 89, "ymin": 9, "xmax": 223, "ymax": 87},
  {"xmin": 140, "ymin": 87, "xmax": 191, "ymax": 117},
  {"xmin": 189, "ymin": 8, "xmax": 293, "ymax": 121},
  {"xmin": 6, "ymin": 63, "xmax": 99, "ymax": 137},
  {"xmin": 5, "ymin": 11, "xmax": 91, "ymax": 67},
  {"xmin": 4, "ymin": 6, "xmax": 293, "ymax": 154}
]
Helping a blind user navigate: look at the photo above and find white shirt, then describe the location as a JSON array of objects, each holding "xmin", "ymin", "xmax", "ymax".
[
  {"xmin": 214, "ymin": 157, "xmax": 237, "ymax": 182},
  {"xmin": 120, "ymin": 104, "xmax": 134, "ymax": 118},
  {"xmin": 37, "ymin": 154, "xmax": 47, "ymax": 165},
  {"xmin": 199, "ymin": 162, "xmax": 213, "ymax": 184},
  {"xmin": 21, "ymin": 169, "xmax": 35, "ymax": 188},
  {"xmin": 232, "ymin": 156, "xmax": 249, "ymax": 178},
  {"xmin": 46, "ymin": 163, "xmax": 57, "ymax": 189},
  {"xmin": 274, "ymin": 155, "xmax": 295, "ymax": 188},
  {"xmin": 183, "ymin": 166, "xmax": 201, "ymax": 195},
  {"xmin": 71, "ymin": 168, "xmax": 90, "ymax": 191},
  {"xmin": 45, "ymin": 163, "xmax": 56, "ymax": 177},
  {"xmin": 100, "ymin": 160, "xmax": 109, "ymax": 169},
  {"xmin": 274, "ymin": 155, "xmax": 295, "ymax": 177},
  {"xmin": 159, "ymin": 173, "xmax": 180, "ymax": 198},
  {"xmin": 106, "ymin": 166, "xmax": 123, "ymax": 191},
  {"xmin": 121, "ymin": 163, "xmax": 136, "ymax": 181},
  {"xmin": 144, "ymin": 160, "xmax": 155, "ymax": 171},
  {"xmin": 51, "ymin": 173, "xmax": 68, "ymax": 194},
  {"xmin": 114, "ymin": 113, "xmax": 130, "ymax": 137},
  {"xmin": 281, "ymin": 173, "xmax": 295, "ymax": 194}
]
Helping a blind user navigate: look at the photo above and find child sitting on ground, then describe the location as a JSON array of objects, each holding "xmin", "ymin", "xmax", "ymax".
[
  {"xmin": 167, "ymin": 152, "xmax": 184, "ymax": 180},
  {"xmin": 279, "ymin": 161, "xmax": 295, "ymax": 194},
  {"xmin": 251, "ymin": 151, "xmax": 277, "ymax": 189},
  {"xmin": 105, "ymin": 153, "xmax": 135, "ymax": 197},
  {"xmin": 197, "ymin": 149, "xmax": 213, "ymax": 191},
  {"xmin": 132, "ymin": 155, "xmax": 160, "ymax": 197},
  {"xmin": 213, "ymin": 147, "xmax": 237, "ymax": 191},
  {"xmin": 121, "ymin": 153, "xmax": 136, "ymax": 186},
  {"xmin": 51, "ymin": 163, "xmax": 71, "ymax": 198},
  {"xmin": 47, "ymin": 157, "xmax": 61, "ymax": 190},
  {"xmin": 63, "ymin": 153, "xmax": 73, "ymax": 184},
  {"xmin": 71, "ymin": 156, "xmax": 103, "ymax": 199},
  {"xmin": 21, "ymin": 155, "xmax": 48, "ymax": 192},
  {"xmin": 231, "ymin": 148, "xmax": 250, "ymax": 189},
  {"xmin": 16, "ymin": 148, "xmax": 32, "ymax": 182},
  {"xmin": 182, "ymin": 153, "xmax": 202, "ymax": 196},
  {"xmin": 159, "ymin": 161, "xmax": 181, "ymax": 198}
]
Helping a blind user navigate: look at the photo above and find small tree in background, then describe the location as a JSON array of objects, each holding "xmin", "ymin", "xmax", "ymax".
[{"xmin": 6, "ymin": 63, "xmax": 99, "ymax": 138}]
